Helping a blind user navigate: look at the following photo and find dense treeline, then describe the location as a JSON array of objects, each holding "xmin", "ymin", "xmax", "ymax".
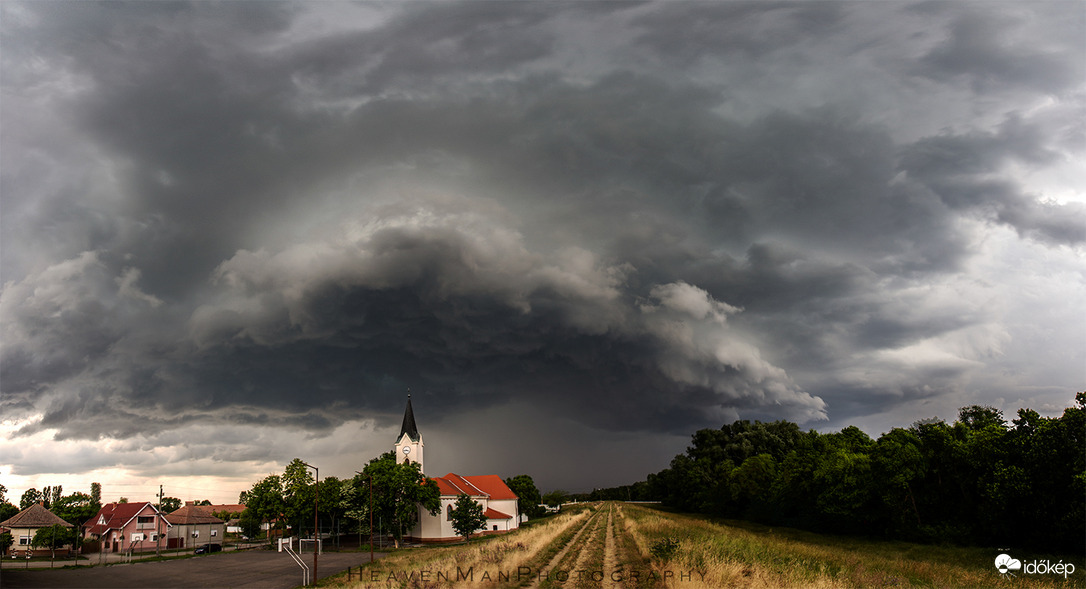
[{"xmin": 592, "ymin": 394, "xmax": 1084, "ymax": 553}]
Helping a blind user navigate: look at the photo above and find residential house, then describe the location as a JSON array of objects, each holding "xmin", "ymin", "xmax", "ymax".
[
  {"xmin": 164, "ymin": 503, "xmax": 226, "ymax": 549},
  {"xmin": 82, "ymin": 502, "xmax": 170, "ymax": 554},
  {"xmin": 393, "ymin": 397, "xmax": 520, "ymax": 543},
  {"xmin": 0, "ymin": 503, "xmax": 75, "ymax": 556}
]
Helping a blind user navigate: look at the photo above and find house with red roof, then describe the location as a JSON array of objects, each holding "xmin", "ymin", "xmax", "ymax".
[
  {"xmin": 394, "ymin": 397, "xmax": 520, "ymax": 542},
  {"xmin": 82, "ymin": 502, "xmax": 170, "ymax": 553}
]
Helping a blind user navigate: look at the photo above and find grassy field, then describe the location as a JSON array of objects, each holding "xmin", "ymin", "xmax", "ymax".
[{"xmin": 317, "ymin": 502, "xmax": 1084, "ymax": 588}]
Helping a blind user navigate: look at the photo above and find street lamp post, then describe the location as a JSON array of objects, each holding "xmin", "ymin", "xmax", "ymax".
[{"xmin": 301, "ymin": 461, "xmax": 318, "ymax": 584}]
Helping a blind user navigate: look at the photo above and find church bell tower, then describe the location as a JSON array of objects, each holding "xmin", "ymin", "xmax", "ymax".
[{"xmin": 394, "ymin": 395, "xmax": 424, "ymax": 473}]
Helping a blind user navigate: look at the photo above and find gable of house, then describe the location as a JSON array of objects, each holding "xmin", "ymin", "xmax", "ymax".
[{"xmin": 83, "ymin": 502, "xmax": 167, "ymax": 537}]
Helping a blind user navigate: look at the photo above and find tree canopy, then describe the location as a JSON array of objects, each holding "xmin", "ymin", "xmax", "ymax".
[
  {"xmin": 449, "ymin": 494, "xmax": 487, "ymax": 542},
  {"xmin": 31, "ymin": 524, "xmax": 77, "ymax": 559},
  {"xmin": 355, "ymin": 452, "xmax": 440, "ymax": 547},
  {"xmin": 608, "ymin": 394, "xmax": 1085, "ymax": 553},
  {"xmin": 505, "ymin": 475, "xmax": 544, "ymax": 519}
]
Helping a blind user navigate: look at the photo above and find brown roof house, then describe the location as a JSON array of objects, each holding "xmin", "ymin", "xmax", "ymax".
[
  {"xmin": 0, "ymin": 503, "xmax": 75, "ymax": 556},
  {"xmin": 164, "ymin": 503, "xmax": 225, "ymax": 550}
]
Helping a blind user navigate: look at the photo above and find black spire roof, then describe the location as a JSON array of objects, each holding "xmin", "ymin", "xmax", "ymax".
[{"xmin": 399, "ymin": 395, "xmax": 420, "ymax": 442}]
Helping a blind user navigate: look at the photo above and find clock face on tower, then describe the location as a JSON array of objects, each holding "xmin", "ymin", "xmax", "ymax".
[{"xmin": 402, "ymin": 446, "xmax": 411, "ymax": 455}]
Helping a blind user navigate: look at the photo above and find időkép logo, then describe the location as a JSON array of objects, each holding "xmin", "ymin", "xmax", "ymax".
[{"xmin": 995, "ymin": 553, "xmax": 1075, "ymax": 579}]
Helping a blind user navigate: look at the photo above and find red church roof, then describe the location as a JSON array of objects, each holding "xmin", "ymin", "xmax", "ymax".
[{"xmin": 431, "ymin": 474, "xmax": 518, "ymax": 501}]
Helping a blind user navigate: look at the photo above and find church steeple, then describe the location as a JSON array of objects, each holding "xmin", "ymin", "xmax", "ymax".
[
  {"xmin": 394, "ymin": 394, "xmax": 424, "ymax": 472},
  {"xmin": 399, "ymin": 394, "xmax": 420, "ymax": 442}
]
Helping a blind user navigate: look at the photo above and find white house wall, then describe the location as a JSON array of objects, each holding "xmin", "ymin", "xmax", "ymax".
[{"xmin": 411, "ymin": 495, "xmax": 520, "ymax": 541}]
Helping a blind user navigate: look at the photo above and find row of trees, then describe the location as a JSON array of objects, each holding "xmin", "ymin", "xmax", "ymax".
[
  {"xmin": 238, "ymin": 453, "xmax": 549, "ymax": 546},
  {"xmin": 0, "ymin": 482, "xmax": 104, "ymax": 528},
  {"xmin": 596, "ymin": 394, "xmax": 1084, "ymax": 553},
  {"xmin": 239, "ymin": 452, "xmax": 441, "ymax": 547}
]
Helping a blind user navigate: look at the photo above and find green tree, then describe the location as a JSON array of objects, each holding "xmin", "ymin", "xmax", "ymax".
[
  {"xmin": 89, "ymin": 483, "xmax": 101, "ymax": 508},
  {"xmin": 0, "ymin": 485, "xmax": 16, "ymax": 522},
  {"xmin": 51, "ymin": 492, "xmax": 97, "ymax": 527},
  {"xmin": 159, "ymin": 496, "xmax": 181, "ymax": 513},
  {"xmin": 283, "ymin": 459, "xmax": 316, "ymax": 535},
  {"xmin": 505, "ymin": 475, "xmax": 544, "ymax": 518},
  {"xmin": 449, "ymin": 494, "xmax": 487, "ymax": 542},
  {"xmin": 20, "ymin": 488, "xmax": 42, "ymax": 510},
  {"xmin": 31, "ymin": 524, "xmax": 76, "ymax": 559},
  {"xmin": 729, "ymin": 453, "xmax": 778, "ymax": 512},
  {"xmin": 0, "ymin": 531, "xmax": 12, "ymax": 555},
  {"xmin": 318, "ymin": 476, "xmax": 347, "ymax": 542},
  {"xmin": 238, "ymin": 508, "xmax": 263, "ymax": 539},
  {"xmin": 0, "ymin": 502, "xmax": 16, "ymax": 522},
  {"xmin": 240, "ymin": 474, "xmax": 285, "ymax": 546},
  {"xmin": 360, "ymin": 452, "xmax": 440, "ymax": 547},
  {"xmin": 873, "ymin": 428, "xmax": 927, "ymax": 536},
  {"xmin": 541, "ymin": 489, "xmax": 569, "ymax": 508}
]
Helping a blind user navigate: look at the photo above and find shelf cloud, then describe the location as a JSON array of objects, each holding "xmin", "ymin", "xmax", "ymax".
[{"xmin": 1, "ymin": 1, "xmax": 1082, "ymax": 497}]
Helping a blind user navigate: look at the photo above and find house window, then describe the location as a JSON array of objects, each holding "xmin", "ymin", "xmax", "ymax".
[
  {"xmin": 211, "ymin": 530, "xmax": 217, "ymax": 537},
  {"xmin": 446, "ymin": 505, "xmax": 452, "ymax": 521},
  {"xmin": 18, "ymin": 535, "xmax": 30, "ymax": 545},
  {"xmin": 137, "ymin": 516, "xmax": 155, "ymax": 530},
  {"xmin": 493, "ymin": 525, "xmax": 498, "ymax": 531}
]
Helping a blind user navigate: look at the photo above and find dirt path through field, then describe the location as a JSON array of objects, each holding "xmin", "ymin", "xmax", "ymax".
[
  {"xmin": 566, "ymin": 504, "xmax": 606, "ymax": 587},
  {"xmin": 524, "ymin": 505, "xmax": 601, "ymax": 588},
  {"xmin": 603, "ymin": 504, "xmax": 621, "ymax": 588}
]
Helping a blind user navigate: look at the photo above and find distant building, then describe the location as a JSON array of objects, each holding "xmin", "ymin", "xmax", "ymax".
[
  {"xmin": 164, "ymin": 503, "xmax": 226, "ymax": 549},
  {"xmin": 0, "ymin": 503, "xmax": 75, "ymax": 556},
  {"xmin": 394, "ymin": 396, "xmax": 520, "ymax": 542}
]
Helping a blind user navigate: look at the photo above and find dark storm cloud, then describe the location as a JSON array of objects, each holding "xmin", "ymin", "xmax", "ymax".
[
  {"xmin": 631, "ymin": 1, "xmax": 846, "ymax": 63},
  {"xmin": 915, "ymin": 8, "xmax": 1083, "ymax": 94},
  {"xmin": 1, "ymin": 0, "xmax": 1083, "ymax": 464},
  {"xmin": 900, "ymin": 115, "xmax": 1086, "ymax": 246}
]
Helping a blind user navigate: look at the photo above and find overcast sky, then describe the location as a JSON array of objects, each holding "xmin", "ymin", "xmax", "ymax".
[{"xmin": 1, "ymin": 1, "xmax": 1083, "ymax": 504}]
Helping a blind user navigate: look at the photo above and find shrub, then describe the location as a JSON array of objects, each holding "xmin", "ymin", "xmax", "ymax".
[{"xmin": 650, "ymin": 537, "xmax": 680, "ymax": 561}]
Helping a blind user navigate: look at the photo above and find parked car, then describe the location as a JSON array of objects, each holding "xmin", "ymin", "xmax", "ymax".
[{"xmin": 194, "ymin": 543, "xmax": 222, "ymax": 554}]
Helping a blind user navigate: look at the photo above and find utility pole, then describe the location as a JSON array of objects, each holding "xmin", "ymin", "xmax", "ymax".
[
  {"xmin": 302, "ymin": 462, "xmax": 318, "ymax": 584},
  {"xmin": 157, "ymin": 485, "xmax": 163, "ymax": 557}
]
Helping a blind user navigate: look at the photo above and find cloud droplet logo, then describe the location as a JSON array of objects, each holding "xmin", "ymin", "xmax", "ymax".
[{"xmin": 995, "ymin": 553, "xmax": 1021, "ymax": 576}]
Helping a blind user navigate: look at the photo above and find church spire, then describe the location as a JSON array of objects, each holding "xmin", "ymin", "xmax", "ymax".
[
  {"xmin": 399, "ymin": 394, "xmax": 421, "ymax": 443},
  {"xmin": 395, "ymin": 393, "xmax": 424, "ymax": 471}
]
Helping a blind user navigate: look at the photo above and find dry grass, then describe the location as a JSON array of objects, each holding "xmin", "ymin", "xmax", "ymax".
[
  {"xmin": 322, "ymin": 506, "xmax": 591, "ymax": 589},
  {"xmin": 621, "ymin": 504, "xmax": 1083, "ymax": 588},
  {"xmin": 320, "ymin": 503, "xmax": 1083, "ymax": 588}
]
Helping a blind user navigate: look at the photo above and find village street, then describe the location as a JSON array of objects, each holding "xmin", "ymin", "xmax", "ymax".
[{"xmin": 0, "ymin": 549, "xmax": 388, "ymax": 588}]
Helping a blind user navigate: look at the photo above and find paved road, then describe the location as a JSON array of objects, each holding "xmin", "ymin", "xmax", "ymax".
[{"xmin": 0, "ymin": 550, "xmax": 388, "ymax": 588}]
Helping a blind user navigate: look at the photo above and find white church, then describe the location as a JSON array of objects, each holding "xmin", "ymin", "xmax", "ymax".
[{"xmin": 394, "ymin": 396, "xmax": 521, "ymax": 542}]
